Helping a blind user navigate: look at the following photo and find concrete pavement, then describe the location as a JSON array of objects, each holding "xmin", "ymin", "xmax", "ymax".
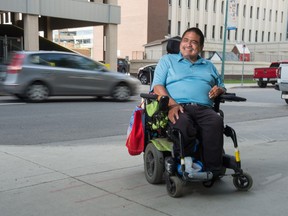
[{"xmin": 1, "ymin": 83, "xmax": 288, "ymax": 216}]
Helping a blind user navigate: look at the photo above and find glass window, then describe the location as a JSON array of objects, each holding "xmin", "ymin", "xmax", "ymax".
[{"xmin": 205, "ymin": 0, "xmax": 208, "ymax": 11}]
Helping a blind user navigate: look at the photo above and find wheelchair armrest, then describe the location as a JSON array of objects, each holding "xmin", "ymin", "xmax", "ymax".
[
  {"xmin": 140, "ymin": 93, "xmax": 169, "ymax": 112},
  {"xmin": 140, "ymin": 93, "xmax": 158, "ymax": 100},
  {"xmin": 219, "ymin": 93, "xmax": 247, "ymax": 102},
  {"xmin": 213, "ymin": 92, "xmax": 246, "ymax": 112}
]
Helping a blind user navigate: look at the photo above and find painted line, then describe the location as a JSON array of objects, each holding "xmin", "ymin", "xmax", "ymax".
[{"xmin": 0, "ymin": 102, "xmax": 26, "ymax": 106}]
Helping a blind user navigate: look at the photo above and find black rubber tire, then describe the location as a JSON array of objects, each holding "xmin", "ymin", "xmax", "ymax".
[
  {"xmin": 257, "ymin": 81, "xmax": 267, "ymax": 88},
  {"xmin": 144, "ymin": 143, "xmax": 164, "ymax": 184},
  {"xmin": 233, "ymin": 172, "xmax": 253, "ymax": 191},
  {"xmin": 166, "ymin": 175, "xmax": 183, "ymax": 198},
  {"xmin": 112, "ymin": 84, "xmax": 130, "ymax": 101},
  {"xmin": 25, "ymin": 83, "xmax": 49, "ymax": 102},
  {"xmin": 140, "ymin": 74, "xmax": 149, "ymax": 85}
]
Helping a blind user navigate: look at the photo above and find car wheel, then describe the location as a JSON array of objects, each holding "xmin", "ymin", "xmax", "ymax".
[
  {"xmin": 112, "ymin": 84, "xmax": 131, "ymax": 101},
  {"xmin": 257, "ymin": 81, "xmax": 267, "ymax": 88},
  {"xmin": 140, "ymin": 74, "xmax": 149, "ymax": 85},
  {"xmin": 25, "ymin": 83, "xmax": 49, "ymax": 102}
]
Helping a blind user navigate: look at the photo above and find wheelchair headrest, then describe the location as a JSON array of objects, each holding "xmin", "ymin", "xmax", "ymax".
[{"xmin": 166, "ymin": 38, "xmax": 181, "ymax": 54}]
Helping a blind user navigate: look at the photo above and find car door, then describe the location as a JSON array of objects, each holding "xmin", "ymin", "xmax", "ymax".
[{"xmin": 51, "ymin": 54, "xmax": 113, "ymax": 95}]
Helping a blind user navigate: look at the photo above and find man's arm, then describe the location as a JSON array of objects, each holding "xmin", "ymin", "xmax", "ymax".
[{"xmin": 153, "ymin": 85, "xmax": 183, "ymax": 124}]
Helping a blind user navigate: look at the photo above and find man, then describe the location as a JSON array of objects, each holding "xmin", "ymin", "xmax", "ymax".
[{"xmin": 151, "ymin": 27, "xmax": 226, "ymax": 177}]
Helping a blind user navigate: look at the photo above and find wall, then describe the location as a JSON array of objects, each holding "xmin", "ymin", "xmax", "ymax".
[{"xmin": 130, "ymin": 60, "xmax": 270, "ymax": 80}]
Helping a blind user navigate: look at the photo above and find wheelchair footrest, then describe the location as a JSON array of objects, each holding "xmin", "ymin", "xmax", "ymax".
[{"xmin": 182, "ymin": 171, "xmax": 213, "ymax": 181}]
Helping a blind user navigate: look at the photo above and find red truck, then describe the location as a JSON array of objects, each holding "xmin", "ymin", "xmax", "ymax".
[{"xmin": 253, "ymin": 61, "xmax": 288, "ymax": 88}]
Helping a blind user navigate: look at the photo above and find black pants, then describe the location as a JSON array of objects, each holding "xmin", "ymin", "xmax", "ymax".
[{"xmin": 169, "ymin": 104, "xmax": 224, "ymax": 171}]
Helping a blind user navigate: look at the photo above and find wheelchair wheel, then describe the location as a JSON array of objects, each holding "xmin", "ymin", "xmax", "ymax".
[
  {"xmin": 166, "ymin": 175, "xmax": 183, "ymax": 198},
  {"xmin": 144, "ymin": 143, "xmax": 164, "ymax": 184},
  {"xmin": 233, "ymin": 172, "xmax": 253, "ymax": 191}
]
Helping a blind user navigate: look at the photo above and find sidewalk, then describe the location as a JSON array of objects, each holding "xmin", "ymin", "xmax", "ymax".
[{"xmin": 2, "ymin": 82, "xmax": 288, "ymax": 216}]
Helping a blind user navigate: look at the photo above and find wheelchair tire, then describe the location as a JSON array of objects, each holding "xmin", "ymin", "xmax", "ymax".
[
  {"xmin": 233, "ymin": 172, "xmax": 253, "ymax": 191},
  {"xmin": 144, "ymin": 143, "xmax": 164, "ymax": 184},
  {"xmin": 166, "ymin": 175, "xmax": 183, "ymax": 198}
]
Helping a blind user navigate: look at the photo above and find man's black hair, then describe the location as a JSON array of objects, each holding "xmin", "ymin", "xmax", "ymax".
[{"xmin": 181, "ymin": 27, "xmax": 204, "ymax": 46}]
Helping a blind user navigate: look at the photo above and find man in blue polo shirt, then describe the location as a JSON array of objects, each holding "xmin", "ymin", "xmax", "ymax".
[{"xmin": 151, "ymin": 27, "xmax": 226, "ymax": 178}]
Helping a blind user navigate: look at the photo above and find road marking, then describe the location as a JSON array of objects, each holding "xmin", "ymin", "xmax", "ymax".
[{"xmin": 0, "ymin": 102, "xmax": 26, "ymax": 106}]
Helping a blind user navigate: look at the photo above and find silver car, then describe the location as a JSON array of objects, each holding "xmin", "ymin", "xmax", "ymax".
[{"xmin": 0, "ymin": 51, "xmax": 140, "ymax": 102}]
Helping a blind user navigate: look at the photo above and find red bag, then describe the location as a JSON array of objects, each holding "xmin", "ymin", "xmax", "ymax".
[{"xmin": 126, "ymin": 106, "xmax": 144, "ymax": 155}]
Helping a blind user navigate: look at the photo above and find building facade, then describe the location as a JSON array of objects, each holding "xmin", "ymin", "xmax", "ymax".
[{"xmin": 168, "ymin": 0, "xmax": 288, "ymax": 61}]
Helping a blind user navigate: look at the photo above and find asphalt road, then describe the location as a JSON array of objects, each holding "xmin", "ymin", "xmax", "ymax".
[{"xmin": 0, "ymin": 84, "xmax": 287, "ymax": 145}]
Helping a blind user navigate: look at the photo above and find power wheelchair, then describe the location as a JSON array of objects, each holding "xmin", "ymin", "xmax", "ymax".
[
  {"xmin": 140, "ymin": 92, "xmax": 253, "ymax": 197},
  {"xmin": 138, "ymin": 38, "xmax": 253, "ymax": 198}
]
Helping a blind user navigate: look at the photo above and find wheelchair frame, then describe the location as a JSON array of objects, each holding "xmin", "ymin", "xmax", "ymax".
[{"xmin": 140, "ymin": 92, "xmax": 253, "ymax": 198}]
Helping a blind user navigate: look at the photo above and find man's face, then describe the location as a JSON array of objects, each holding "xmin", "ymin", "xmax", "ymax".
[{"xmin": 180, "ymin": 31, "xmax": 203, "ymax": 62}]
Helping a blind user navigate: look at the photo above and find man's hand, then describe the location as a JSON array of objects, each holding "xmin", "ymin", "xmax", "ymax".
[
  {"xmin": 168, "ymin": 104, "xmax": 184, "ymax": 124},
  {"xmin": 209, "ymin": 86, "xmax": 225, "ymax": 99}
]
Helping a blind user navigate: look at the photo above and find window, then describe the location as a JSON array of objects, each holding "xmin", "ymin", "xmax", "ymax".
[
  {"xmin": 263, "ymin": 9, "xmax": 266, "ymax": 20},
  {"xmin": 178, "ymin": 21, "xmax": 181, "ymax": 36},
  {"xmin": 212, "ymin": 25, "xmax": 215, "ymax": 39},
  {"xmin": 268, "ymin": 32, "xmax": 270, "ymax": 42},
  {"xmin": 235, "ymin": 28, "xmax": 238, "ymax": 40},
  {"xmin": 275, "ymin": 11, "xmax": 278, "ymax": 22},
  {"xmin": 274, "ymin": 33, "xmax": 277, "ymax": 41},
  {"xmin": 204, "ymin": 24, "xmax": 207, "ymax": 38},
  {"xmin": 269, "ymin": 9, "xmax": 272, "ymax": 21},
  {"xmin": 205, "ymin": 0, "xmax": 208, "ymax": 11},
  {"xmin": 227, "ymin": 30, "xmax": 230, "ymax": 40},
  {"xmin": 220, "ymin": 26, "xmax": 223, "ymax": 39},
  {"xmin": 281, "ymin": 11, "xmax": 283, "ymax": 23},
  {"xmin": 262, "ymin": 31, "xmax": 264, "ymax": 42},
  {"xmin": 236, "ymin": 4, "xmax": 239, "ymax": 16},
  {"xmin": 213, "ymin": 0, "xmax": 216, "ymax": 12},
  {"xmin": 249, "ymin": 30, "xmax": 251, "ymax": 42},
  {"xmin": 188, "ymin": 0, "xmax": 190, "ymax": 8},
  {"xmin": 242, "ymin": 29, "xmax": 245, "ymax": 41},
  {"xmin": 168, "ymin": 0, "xmax": 172, "ymax": 5},
  {"xmin": 168, "ymin": 20, "xmax": 171, "ymax": 34},
  {"xmin": 243, "ymin": 5, "xmax": 246, "ymax": 17},
  {"xmin": 255, "ymin": 30, "xmax": 258, "ymax": 42},
  {"xmin": 256, "ymin": 7, "xmax": 259, "ymax": 19},
  {"xmin": 197, "ymin": 0, "xmax": 200, "ymax": 10},
  {"xmin": 250, "ymin": 6, "xmax": 253, "ymax": 18},
  {"xmin": 179, "ymin": 0, "xmax": 181, "ymax": 7},
  {"xmin": 221, "ymin": 1, "xmax": 224, "ymax": 14}
]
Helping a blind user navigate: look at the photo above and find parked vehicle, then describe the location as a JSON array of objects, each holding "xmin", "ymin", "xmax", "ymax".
[
  {"xmin": 117, "ymin": 58, "xmax": 130, "ymax": 74},
  {"xmin": 137, "ymin": 64, "xmax": 157, "ymax": 85},
  {"xmin": 0, "ymin": 51, "xmax": 140, "ymax": 102},
  {"xmin": 274, "ymin": 64, "xmax": 288, "ymax": 104},
  {"xmin": 253, "ymin": 61, "xmax": 288, "ymax": 88}
]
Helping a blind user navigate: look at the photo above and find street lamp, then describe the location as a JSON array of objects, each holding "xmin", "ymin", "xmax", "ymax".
[
  {"xmin": 241, "ymin": 44, "xmax": 246, "ymax": 87},
  {"xmin": 221, "ymin": 0, "xmax": 229, "ymax": 80}
]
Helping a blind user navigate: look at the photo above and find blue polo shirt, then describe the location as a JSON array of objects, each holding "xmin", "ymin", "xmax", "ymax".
[{"xmin": 151, "ymin": 53, "xmax": 225, "ymax": 107}]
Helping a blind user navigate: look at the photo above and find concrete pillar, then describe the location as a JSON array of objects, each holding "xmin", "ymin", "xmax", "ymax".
[
  {"xmin": 104, "ymin": 24, "xmax": 117, "ymax": 71},
  {"xmin": 45, "ymin": 17, "xmax": 53, "ymax": 41},
  {"xmin": 23, "ymin": 14, "xmax": 39, "ymax": 50}
]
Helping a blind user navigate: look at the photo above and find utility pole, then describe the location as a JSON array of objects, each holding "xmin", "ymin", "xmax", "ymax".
[{"xmin": 221, "ymin": 0, "xmax": 229, "ymax": 81}]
